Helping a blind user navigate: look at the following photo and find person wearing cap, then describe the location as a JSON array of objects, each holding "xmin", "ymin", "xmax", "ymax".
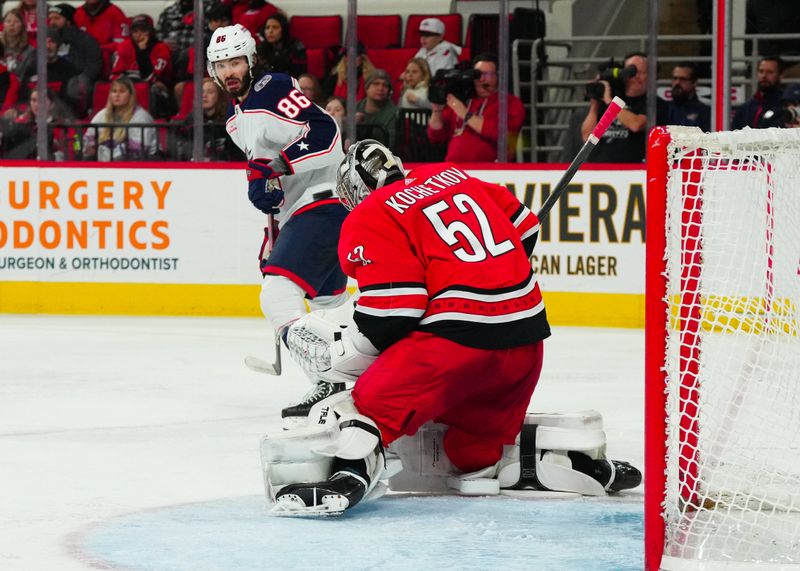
[
  {"xmin": 18, "ymin": 29, "xmax": 80, "ymax": 106},
  {"xmin": 427, "ymin": 52, "xmax": 525, "ymax": 163},
  {"xmin": 48, "ymin": 3, "xmax": 102, "ymax": 116},
  {"xmin": 414, "ymin": 17, "xmax": 461, "ymax": 77},
  {"xmin": 657, "ymin": 62, "xmax": 710, "ymax": 132},
  {"xmin": 355, "ymin": 68, "xmax": 397, "ymax": 148}
]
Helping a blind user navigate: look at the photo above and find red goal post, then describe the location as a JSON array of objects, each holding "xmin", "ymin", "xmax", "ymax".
[{"xmin": 645, "ymin": 126, "xmax": 800, "ymax": 570}]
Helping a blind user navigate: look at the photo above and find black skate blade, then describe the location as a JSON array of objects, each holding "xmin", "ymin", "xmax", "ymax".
[{"xmin": 271, "ymin": 486, "xmax": 350, "ymax": 517}]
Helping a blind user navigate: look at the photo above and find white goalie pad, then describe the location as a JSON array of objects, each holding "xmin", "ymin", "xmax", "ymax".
[
  {"xmin": 388, "ymin": 411, "xmax": 611, "ymax": 497},
  {"xmin": 497, "ymin": 410, "xmax": 609, "ymax": 496},
  {"xmin": 260, "ymin": 390, "xmax": 391, "ymax": 504},
  {"xmin": 285, "ymin": 311, "xmax": 378, "ymax": 384},
  {"xmin": 260, "ymin": 391, "xmax": 350, "ymax": 500}
]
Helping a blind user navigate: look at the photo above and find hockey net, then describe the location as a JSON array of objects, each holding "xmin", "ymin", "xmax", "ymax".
[{"xmin": 645, "ymin": 127, "xmax": 800, "ymax": 570}]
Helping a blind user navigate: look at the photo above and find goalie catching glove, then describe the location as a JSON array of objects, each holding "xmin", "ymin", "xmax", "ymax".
[{"xmin": 286, "ymin": 311, "xmax": 379, "ymax": 384}]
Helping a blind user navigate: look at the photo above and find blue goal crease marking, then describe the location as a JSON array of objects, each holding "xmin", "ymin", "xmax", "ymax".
[{"xmin": 78, "ymin": 495, "xmax": 644, "ymax": 571}]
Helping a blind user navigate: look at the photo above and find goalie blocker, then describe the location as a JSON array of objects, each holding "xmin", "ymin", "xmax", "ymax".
[{"xmin": 260, "ymin": 393, "xmax": 641, "ymax": 516}]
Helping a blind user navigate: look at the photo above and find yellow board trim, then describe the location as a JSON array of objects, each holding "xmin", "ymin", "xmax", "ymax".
[{"xmin": 0, "ymin": 282, "xmax": 646, "ymax": 327}]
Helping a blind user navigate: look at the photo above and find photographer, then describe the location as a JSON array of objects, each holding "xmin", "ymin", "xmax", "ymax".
[
  {"xmin": 777, "ymin": 83, "xmax": 800, "ymax": 128},
  {"xmin": 581, "ymin": 52, "xmax": 648, "ymax": 163},
  {"xmin": 427, "ymin": 52, "xmax": 525, "ymax": 162}
]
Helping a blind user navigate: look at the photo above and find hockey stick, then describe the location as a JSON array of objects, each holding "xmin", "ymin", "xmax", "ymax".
[
  {"xmin": 536, "ymin": 96, "xmax": 625, "ymax": 221},
  {"xmin": 245, "ymin": 211, "xmax": 283, "ymax": 375}
]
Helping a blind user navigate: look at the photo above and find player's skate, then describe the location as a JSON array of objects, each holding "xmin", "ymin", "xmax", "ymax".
[
  {"xmin": 281, "ymin": 381, "xmax": 346, "ymax": 429},
  {"xmin": 272, "ymin": 469, "xmax": 367, "ymax": 516}
]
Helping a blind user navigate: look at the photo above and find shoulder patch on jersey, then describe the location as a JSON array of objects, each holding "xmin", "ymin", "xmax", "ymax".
[
  {"xmin": 254, "ymin": 75, "xmax": 272, "ymax": 92},
  {"xmin": 404, "ymin": 178, "xmax": 416, "ymax": 184},
  {"xmin": 346, "ymin": 245, "xmax": 372, "ymax": 266}
]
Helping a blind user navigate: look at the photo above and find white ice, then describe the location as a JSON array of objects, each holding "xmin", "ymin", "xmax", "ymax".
[{"xmin": 0, "ymin": 315, "xmax": 644, "ymax": 570}]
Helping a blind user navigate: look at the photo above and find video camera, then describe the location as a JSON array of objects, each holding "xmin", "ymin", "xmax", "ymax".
[
  {"xmin": 778, "ymin": 105, "xmax": 800, "ymax": 127},
  {"xmin": 429, "ymin": 64, "xmax": 481, "ymax": 105},
  {"xmin": 585, "ymin": 61, "xmax": 637, "ymax": 101}
]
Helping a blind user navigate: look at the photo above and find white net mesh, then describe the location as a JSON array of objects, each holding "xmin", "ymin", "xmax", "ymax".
[{"xmin": 662, "ymin": 127, "xmax": 800, "ymax": 565}]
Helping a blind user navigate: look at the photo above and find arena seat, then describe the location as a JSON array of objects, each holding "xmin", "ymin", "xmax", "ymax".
[
  {"xmin": 290, "ymin": 15, "xmax": 342, "ymax": 49},
  {"xmin": 368, "ymin": 47, "xmax": 417, "ymax": 101},
  {"xmin": 357, "ymin": 14, "xmax": 401, "ymax": 48},
  {"xmin": 306, "ymin": 48, "xmax": 328, "ymax": 80},
  {"xmin": 404, "ymin": 13, "xmax": 462, "ymax": 48}
]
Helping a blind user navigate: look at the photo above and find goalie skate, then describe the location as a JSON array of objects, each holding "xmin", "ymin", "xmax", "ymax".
[
  {"xmin": 271, "ymin": 471, "xmax": 366, "ymax": 517},
  {"xmin": 281, "ymin": 381, "xmax": 346, "ymax": 429}
]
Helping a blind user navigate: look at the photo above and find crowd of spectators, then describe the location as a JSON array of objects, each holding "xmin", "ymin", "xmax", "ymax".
[
  {"xmin": 0, "ymin": 2, "xmax": 798, "ymax": 163},
  {"xmin": 0, "ymin": 2, "xmax": 527, "ymax": 163}
]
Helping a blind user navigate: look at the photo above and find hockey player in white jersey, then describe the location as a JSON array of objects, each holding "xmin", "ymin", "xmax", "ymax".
[{"xmin": 207, "ymin": 24, "xmax": 349, "ymax": 423}]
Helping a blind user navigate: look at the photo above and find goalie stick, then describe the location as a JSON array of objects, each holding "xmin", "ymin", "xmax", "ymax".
[
  {"xmin": 245, "ymin": 211, "xmax": 283, "ymax": 375},
  {"xmin": 536, "ymin": 96, "xmax": 625, "ymax": 221}
]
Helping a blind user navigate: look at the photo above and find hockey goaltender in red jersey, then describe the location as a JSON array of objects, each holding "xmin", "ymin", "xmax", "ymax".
[{"xmin": 261, "ymin": 140, "xmax": 641, "ymax": 516}]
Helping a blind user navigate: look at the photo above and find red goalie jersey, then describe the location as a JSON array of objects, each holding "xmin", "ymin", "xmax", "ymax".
[{"xmin": 339, "ymin": 162, "xmax": 550, "ymax": 351}]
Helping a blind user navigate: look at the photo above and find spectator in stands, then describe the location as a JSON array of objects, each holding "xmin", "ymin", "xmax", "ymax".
[
  {"xmin": 325, "ymin": 95, "xmax": 349, "ymax": 149},
  {"xmin": 427, "ymin": 52, "xmax": 524, "ymax": 162},
  {"xmin": 732, "ymin": 56, "xmax": 786, "ymax": 130},
  {"xmin": 227, "ymin": 0, "xmax": 280, "ymax": 38},
  {"xmin": 14, "ymin": 0, "xmax": 38, "ymax": 44},
  {"xmin": 111, "ymin": 15, "xmax": 176, "ymax": 119},
  {"xmin": 658, "ymin": 62, "xmax": 710, "ymax": 131},
  {"xmin": 324, "ymin": 42, "xmax": 373, "ymax": 101},
  {"xmin": 1, "ymin": 9, "xmax": 35, "ymax": 77},
  {"xmin": 415, "ymin": 17, "xmax": 461, "ymax": 77},
  {"xmin": 581, "ymin": 51, "xmax": 648, "ymax": 163},
  {"xmin": 207, "ymin": 2, "xmax": 233, "ymax": 33},
  {"xmin": 48, "ymin": 3, "xmax": 102, "ymax": 118},
  {"xmin": 83, "ymin": 75, "xmax": 157, "ymax": 161},
  {"xmin": 355, "ymin": 69, "xmax": 397, "ymax": 148},
  {"xmin": 398, "ymin": 57, "xmax": 431, "ymax": 109},
  {"xmin": 2, "ymin": 87, "xmax": 76, "ymax": 160},
  {"xmin": 298, "ymin": 72, "xmax": 323, "ymax": 106},
  {"xmin": 0, "ymin": 47, "xmax": 20, "ymax": 116},
  {"xmin": 256, "ymin": 13, "xmax": 306, "ymax": 77},
  {"xmin": 18, "ymin": 30, "xmax": 80, "ymax": 108},
  {"xmin": 158, "ymin": 0, "xmax": 213, "ymax": 55},
  {"xmin": 74, "ymin": 0, "xmax": 129, "ymax": 52},
  {"xmin": 177, "ymin": 77, "xmax": 240, "ymax": 160}
]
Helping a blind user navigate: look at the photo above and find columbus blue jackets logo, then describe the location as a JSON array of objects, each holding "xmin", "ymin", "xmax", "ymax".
[
  {"xmin": 347, "ymin": 245, "xmax": 371, "ymax": 266},
  {"xmin": 254, "ymin": 75, "xmax": 272, "ymax": 92}
]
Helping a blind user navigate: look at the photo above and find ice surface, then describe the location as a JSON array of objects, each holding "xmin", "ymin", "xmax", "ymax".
[{"xmin": 0, "ymin": 315, "xmax": 644, "ymax": 570}]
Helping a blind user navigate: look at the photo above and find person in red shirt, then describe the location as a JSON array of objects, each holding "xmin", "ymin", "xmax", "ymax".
[
  {"xmin": 14, "ymin": 0, "xmax": 38, "ymax": 44},
  {"xmin": 233, "ymin": 0, "xmax": 279, "ymax": 38},
  {"xmin": 110, "ymin": 14, "xmax": 175, "ymax": 118},
  {"xmin": 427, "ymin": 52, "xmax": 525, "ymax": 163},
  {"xmin": 73, "ymin": 0, "xmax": 129, "ymax": 52},
  {"xmin": 0, "ymin": 55, "xmax": 20, "ymax": 115}
]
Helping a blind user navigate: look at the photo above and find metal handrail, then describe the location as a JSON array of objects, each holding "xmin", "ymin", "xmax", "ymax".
[{"xmin": 515, "ymin": 32, "xmax": 800, "ymax": 162}]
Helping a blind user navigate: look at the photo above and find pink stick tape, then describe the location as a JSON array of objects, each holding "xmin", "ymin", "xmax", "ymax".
[{"xmin": 590, "ymin": 96, "xmax": 625, "ymax": 142}]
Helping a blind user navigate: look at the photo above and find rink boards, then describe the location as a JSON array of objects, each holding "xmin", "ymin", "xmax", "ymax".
[{"xmin": 0, "ymin": 162, "xmax": 646, "ymax": 327}]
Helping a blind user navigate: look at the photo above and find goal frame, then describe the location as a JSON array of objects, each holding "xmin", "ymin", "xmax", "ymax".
[{"xmin": 645, "ymin": 125, "xmax": 800, "ymax": 570}]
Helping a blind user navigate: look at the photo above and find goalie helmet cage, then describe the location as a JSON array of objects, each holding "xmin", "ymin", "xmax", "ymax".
[{"xmin": 645, "ymin": 126, "xmax": 800, "ymax": 570}]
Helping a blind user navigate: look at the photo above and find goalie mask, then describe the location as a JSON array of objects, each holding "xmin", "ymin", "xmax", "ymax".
[
  {"xmin": 206, "ymin": 24, "xmax": 257, "ymax": 86},
  {"xmin": 335, "ymin": 140, "xmax": 405, "ymax": 211}
]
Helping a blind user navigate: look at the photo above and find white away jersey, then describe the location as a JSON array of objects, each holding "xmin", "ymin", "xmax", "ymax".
[{"xmin": 226, "ymin": 72, "xmax": 344, "ymax": 225}]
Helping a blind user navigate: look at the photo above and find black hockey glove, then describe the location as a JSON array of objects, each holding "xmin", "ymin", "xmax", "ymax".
[{"xmin": 246, "ymin": 158, "xmax": 286, "ymax": 214}]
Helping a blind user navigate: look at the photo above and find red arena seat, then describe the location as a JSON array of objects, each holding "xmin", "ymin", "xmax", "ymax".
[
  {"xmin": 357, "ymin": 14, "xmax": 401, "ymax": 49},
  {"xmin": 290, "ymin": 15, "xmax": 343, "ymax": 49},
  {"xmin": 368, "ymin": 48, "xmax": 417, "ymax": 102}
]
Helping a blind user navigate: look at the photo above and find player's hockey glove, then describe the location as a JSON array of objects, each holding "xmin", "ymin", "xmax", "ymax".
[{"xmin": 247, "ymin": 158, "xmax": 287, "ymax": 214}]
